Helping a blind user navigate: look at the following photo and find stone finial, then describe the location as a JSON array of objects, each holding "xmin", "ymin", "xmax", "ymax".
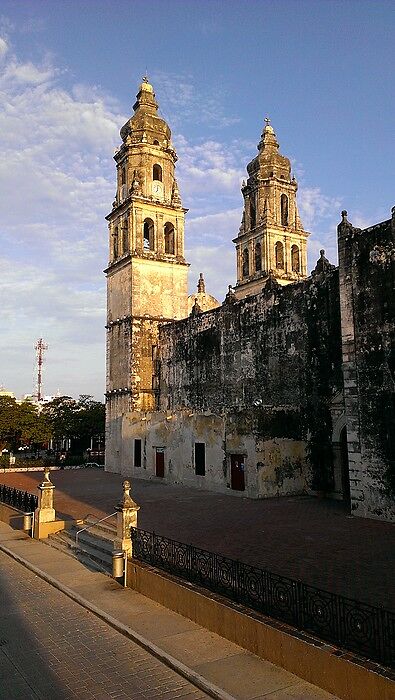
[
  {"xmin": 313, "ymin": 249, "xmax": 335, "ymax": 275},
  {"xmin": 341, "ymin": 210, "xmax": 348, "ymax": 222},
  {"xmin": 171, "ymin": 179, "xmax": 181, "ymax": 205},
  {"xmin": 190, "ymin": 298, "xmax": 202, "ymax": 316},
  {"xmin": 225, "ymin": 285, "xmax": 236, "ymax": 304},
  {"xmin": 41, "ymin": 467, "xmax": 53, "ymax": 487},
  {"xmin": 118, "ymin": 479, "xmax": 139, "ymax": 511},
  {"xmin": 197, "ymin": 272, "xmax": 206, "ymax": 293}
]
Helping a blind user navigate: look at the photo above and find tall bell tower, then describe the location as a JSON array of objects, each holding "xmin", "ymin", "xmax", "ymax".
[
  {"xmin": 105, "ymin": 78, "xmax": 189, "ymax": 427},
  {"xmin": 234, "ymin": 119, "xmax": 309, "ymax": 299}
]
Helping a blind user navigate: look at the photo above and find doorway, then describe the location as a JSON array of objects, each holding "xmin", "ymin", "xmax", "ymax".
[
  {"xmin": 340, "ymin": 426, "xmax": 351, "ymax": 506},
  {"xmin": 230, "ymin": 454, "xmax": 245, "ymax": 491},
  {"xmin": 155, "ymin": 448, "xmax": 165, "ymax": 478}
]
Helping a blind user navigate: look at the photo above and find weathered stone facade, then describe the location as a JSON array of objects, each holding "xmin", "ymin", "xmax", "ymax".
[
  {"xmin": 338, "ymin": 209, "xmax": 395, "ymax": 521},
  {"xmin": 105, "ymin": 79, "xmax": 394, "ymax": 522}
]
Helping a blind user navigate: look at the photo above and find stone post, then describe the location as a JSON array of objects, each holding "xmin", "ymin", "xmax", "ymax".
[
  {"xmin": 34, "ymin": 468, "xmax": 56, "ymax": 538},
  {"xmin": 115, "ymin": 480, "xmax": 140, "ymax": 557}
]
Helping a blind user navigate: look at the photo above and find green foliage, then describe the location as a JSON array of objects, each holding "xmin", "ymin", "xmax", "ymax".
[
  {"xmin": 0, "ymin": 395, "xmax": 104, "ymax": 456},
  {"xmin": 41, "ymin": 395, "xmax": 105, "ymax": 452},
  {"xmin": 0, "ymin": 397, "xmax": 51, "ymax": 451}
]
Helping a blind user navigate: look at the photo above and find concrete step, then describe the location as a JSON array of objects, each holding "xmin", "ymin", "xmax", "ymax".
[
  {"xmin": 46, "ymin": 531, "xmax": 111, "ymax": 575},
  {"xmin": 47, "ymin": 527, "xmax": 113, "ymax": 574}
]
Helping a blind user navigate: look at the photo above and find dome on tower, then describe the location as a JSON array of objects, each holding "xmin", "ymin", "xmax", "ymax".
[
  {"xmin": 119, "ymin": 77, "xmax": 173, "ymax": 153},
  {"xmin": 187, "ymin": 273, "xmax": 220, "ymax": 315}
]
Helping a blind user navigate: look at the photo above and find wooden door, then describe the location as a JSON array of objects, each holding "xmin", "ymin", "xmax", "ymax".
[
  {"xmin": 155, "ymin": 448, "xmax": 165, "ymax": 478},
  {"xmin": 230, "ymin": 454, "xmax": 245, "ymax": 491}
]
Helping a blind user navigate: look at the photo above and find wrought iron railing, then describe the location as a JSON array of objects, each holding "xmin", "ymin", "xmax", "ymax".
[
  {"xmin": 131, "ymin": 527, "xmax": 395, "ymax": 668},
  {"xmin": 0, "ymin": 484, "xmax": 38, "ymax": 513}
]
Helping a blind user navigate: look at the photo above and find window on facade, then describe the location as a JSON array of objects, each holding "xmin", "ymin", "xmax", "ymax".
[
  {"xmin": 121, "ymin": 166, "xmax": 126, "ymax": 185},
  {"xmin": 291, "ymin": 244, "xmax": 300, "ymax": 273},
  {"xmin": 153, "ymin": 140, "xmax": 160, "ymax": 145},
  {"xmin": 195, "ymin": 442, "xmax": 206, "ymax": 476},
  {"xmin": 143, "ymin": 218, "xmax": 154, "ymax": 250},
  {"xmin": 250, "ymin": 196, "xmax": 256, "ymax": 229},
  {"xmin": 134, "ymin": 439, "xmax": 142, "ymax": 468},
  {"xmin": 164, "ymin": 222, "xmax": 175, "ymax": 254},
  {"xmin": 281, "ymin": 194, "xmax": 288, "ymax": 226},
  {"xmin": 122, "ymin": 219, "xmax": 129, "ymax": 254},
  {"xmin": 113, "ymin": 227, "xmax": 119, "ymax": 259},
  {"xmin": 255, "ymin": 241, "xmax": 262, "ymax": 272},
  {"xmin": 275, "ymin": 241, "xmax": 284, "ymax": 269},
  {"xmin": 153, "ymin": 164, "xmax": 162, "ymax": 181},
  {"xmin": 242, "ymin": 248, "xmax": 249, "ymax": 278}
]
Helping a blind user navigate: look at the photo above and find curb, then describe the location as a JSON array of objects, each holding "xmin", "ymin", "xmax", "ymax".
[{"xmin": 0, "ymin": 541, "xmax": 235, "ymax": 700}]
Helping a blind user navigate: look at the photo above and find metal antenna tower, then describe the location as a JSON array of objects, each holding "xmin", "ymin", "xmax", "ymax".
[{"xmin": 35, "ymin": 338, "xmax": 48, "ymax": 402}]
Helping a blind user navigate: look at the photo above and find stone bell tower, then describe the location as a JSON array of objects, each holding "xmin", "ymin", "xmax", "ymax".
[
  {"xmin": 233, "ymin": 119, "xmax": 309, "ymax": 299},
  {"xmin": 105, "ymin": 77, "xmax": 189, "ymax": 428}
]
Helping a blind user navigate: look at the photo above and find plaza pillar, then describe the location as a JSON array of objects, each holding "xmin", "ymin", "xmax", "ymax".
[{"xmin": 115, "ymin": 479, "xmax": 140, "ymax": 557}]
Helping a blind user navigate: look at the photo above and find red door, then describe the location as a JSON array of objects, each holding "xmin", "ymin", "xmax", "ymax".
[
  {"xmin": 155, "ymin": 448, "xmax": 165, "ymax": 478},
  {"xmin": 230, "ymin": 454, "xmax": 245, "ymax": 491}
]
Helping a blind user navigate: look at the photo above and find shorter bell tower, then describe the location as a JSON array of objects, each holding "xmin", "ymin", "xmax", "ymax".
[{"xmin": 233, "ymin": 119, "xmax": 309, "ymax": 299}]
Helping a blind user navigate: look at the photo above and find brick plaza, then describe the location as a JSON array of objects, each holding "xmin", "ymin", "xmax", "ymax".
[{"xmin": 1, "ymin": 468, "xmax": 394, "ymax": 609}]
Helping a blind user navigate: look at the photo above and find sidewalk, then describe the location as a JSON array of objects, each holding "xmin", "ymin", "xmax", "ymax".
[{"xmin": 0, "ymin": 522, "xmax": 338, "ymax": 700}]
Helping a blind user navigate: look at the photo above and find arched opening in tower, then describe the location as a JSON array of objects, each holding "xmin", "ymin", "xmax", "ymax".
[
  {"xmin": 281, "ymin": 194, "xmax": 289, "ymax": 227},
  {"xmin": 143, "ymin": 218, "xmax": 155, "ymax": 250},
  {"xmin": 164, "ymin": 222, "xmax": 175, "ymax": 254}
]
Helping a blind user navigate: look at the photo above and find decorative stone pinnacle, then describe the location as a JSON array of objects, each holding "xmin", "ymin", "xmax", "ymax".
[
  {"xmin": 197, "ymin": 272, "xmax": 205, "ymax": 293},
  {"xmin": 119, "ymin": 479, "xmax": 139, "ymax": 510},
  {"xmin": 341, "ymin": 210, "xmax": 348, "ymax": 221},
  {"xmin": 320, "ymin": 249, "xmax": 325, "ymax": 256},
  {"xmin": 41, "ymin": 467, "xmax": 53, "ymax": 487},
  {"xmin": 264, "ymin": 117, "xmax": 271, "ymax": 126}
]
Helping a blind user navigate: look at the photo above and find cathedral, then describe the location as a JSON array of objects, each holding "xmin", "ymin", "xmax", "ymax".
[{"xmin": 105, "ymin": 78, "xmax": 395, "ymax": 524}]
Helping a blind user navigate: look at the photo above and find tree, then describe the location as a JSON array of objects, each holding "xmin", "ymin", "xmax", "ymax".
[
  {"xmin": 42, "ymin": 395, "xmax": 105, "ymax": 454},
  {"xmin": 0, "ymin": 397, "xmax": 51, "ymax": 452}
]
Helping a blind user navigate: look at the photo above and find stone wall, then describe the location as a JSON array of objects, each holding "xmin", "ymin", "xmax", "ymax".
[
  {"xmin": 154, "ymin": 265, "xmax": 343, "ymax": 495},
  {"xmin": 338, "ymin": 209, "xmax": 395, "ymax": 521}
]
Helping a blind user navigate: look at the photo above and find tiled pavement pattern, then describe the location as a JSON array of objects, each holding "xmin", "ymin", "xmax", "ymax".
[
  {"xmin": 1, "ymin": 469, "xmax": 394, "ymax": 608},
  {"xmin": 0, "ymin": 550, "xmax": 209, "ymax": 700},
  {"xmin": 0, "ymin": 525, "xmax": 340, "ymax": 700}
]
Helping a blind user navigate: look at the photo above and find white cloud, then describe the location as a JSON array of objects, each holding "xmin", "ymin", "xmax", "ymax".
[
  {"xmin": 153, "ymin": 70, "xmax": 240, "ymax": 129},
  {"xmin": 0, "ymin": 36, "xmax": 8, "ymax": 57},
  {"xmin": 0, "ymin": 38, "xmax": 347, "ymax": 400}
]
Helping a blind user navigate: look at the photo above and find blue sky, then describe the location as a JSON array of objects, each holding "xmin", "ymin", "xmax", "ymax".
[{"xmin": 0, "ymin": 0, "xmax": 394, "ymax": 400}]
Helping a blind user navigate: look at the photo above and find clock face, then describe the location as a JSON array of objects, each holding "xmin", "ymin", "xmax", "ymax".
[{"xmin": 152, "ymin": 181, "xmax": 164, "ymax": 200}]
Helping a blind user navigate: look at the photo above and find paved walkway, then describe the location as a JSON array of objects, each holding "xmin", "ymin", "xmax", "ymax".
[
  {"xmin": 0, "ymin": 522, "xmax": 338, "ymax": 700},
  {"xmin": 1, "ymin": 469, "xmax": 394, "ymax": 608}
]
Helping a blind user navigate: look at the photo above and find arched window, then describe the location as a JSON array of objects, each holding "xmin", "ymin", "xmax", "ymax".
[
  {"xmin": 281, "ymin": 194, "xmax": 288, "ymax": 226},
  {"xmin": 153, "ymin": 164, "xmax": 162, "ymax": 182},
  {"xmin": 249, "ymin": 196, "xmax": 256, "ymax": 229},
  {"xmin": 242, "ymin": 248, "xmax": 249, "ymax": 278},
  {"xmin": 122, "ymin": 219, "xmax": 129, "ymax": 254},
  {"xmin": 143, "ymin": 218, "xmax": 154, "ymax": 250},
  {"xmin": 255, "ymin": 241, "xmax": 262, "ymax": 272},
  {"xmin": 291, "ymin": 244, "xmax": 300, "ymax": 272},
  {"xmin": 153, "ymin": 139, "xmax": 159, "ymax": 146},
  {"xmin": 164, "ymin": 222, "xmax": 175, "ymax": 254},
  {"xmin": 275, "ymin": 241, "xmax": 284, "ymax": 269},
  {"xmin": 113, "ymin": 227, "xmax": 119, "ymax": 260},
  {"xmin": 121, "ymin": 166, "xmax": 126, "ymax": 185}
]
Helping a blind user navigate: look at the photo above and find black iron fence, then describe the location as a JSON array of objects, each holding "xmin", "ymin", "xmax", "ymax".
[
  {"xmin": 0, "ymin": 484, "xmax": 38, "ymax": 513},
  {"xmin": 131, "ymin": 527, "xmax": 395, "ymax": 668}
]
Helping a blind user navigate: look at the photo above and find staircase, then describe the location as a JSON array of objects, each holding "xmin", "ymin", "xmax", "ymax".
[{"xmin": 46, "ymin": 515, "xmax": 117, "ymax": 574}]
